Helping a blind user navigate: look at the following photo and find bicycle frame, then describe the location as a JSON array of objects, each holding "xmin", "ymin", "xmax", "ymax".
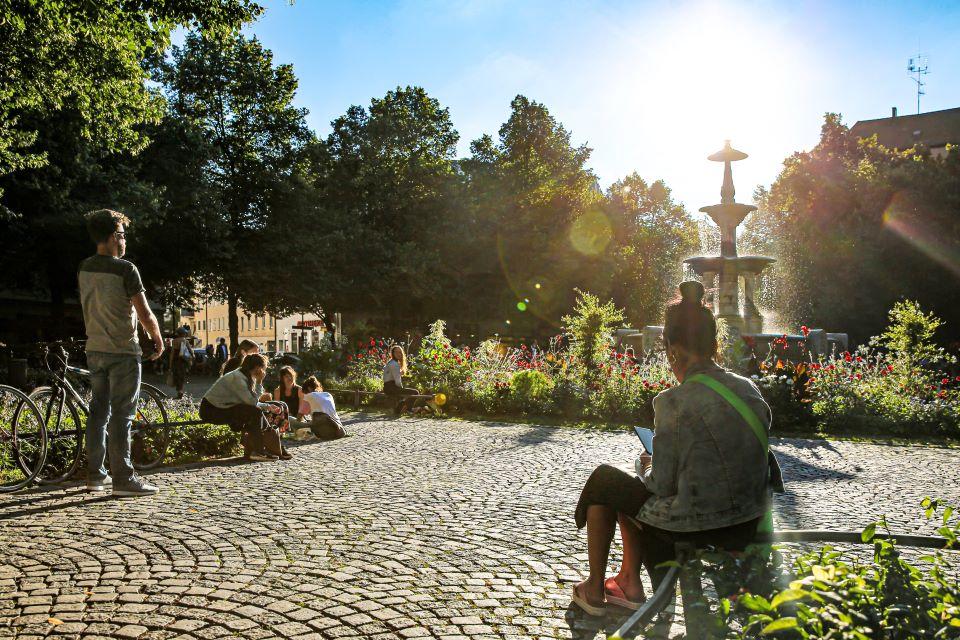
[{"xmin": 42, "ymin": 358, "xmax": 165, "ymax": 434}]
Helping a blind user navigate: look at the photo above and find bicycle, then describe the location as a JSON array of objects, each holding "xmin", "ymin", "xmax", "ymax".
[
  {"xmin": 27, "ymin": 341, "xmax": 172, "ymax": 483},
  {"xmin": 0, "ymin": 384, "xmax": 47, "ymax": 492}
]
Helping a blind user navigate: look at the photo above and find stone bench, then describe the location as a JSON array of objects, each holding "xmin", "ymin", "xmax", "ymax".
[{"xmin": 327, "ymin": 388, "xmax": 435, "ymax": 410}]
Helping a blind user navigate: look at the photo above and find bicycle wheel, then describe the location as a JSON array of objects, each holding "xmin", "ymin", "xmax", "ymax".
[
  {"xmin": 132, "ymin": 385, "xmax": 169, "ymax": 470},
  {"xmin": 0, "ymin": 385, "xmax": 48, "ymax": 492},
  {"xmin": 29, "ymin": 386, "xmax": 83, "ymax": 484}
]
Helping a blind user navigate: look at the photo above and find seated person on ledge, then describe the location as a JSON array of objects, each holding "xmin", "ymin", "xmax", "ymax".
[
  {"xmin": 200, "ymin": 353, "xmax": 292, "ymax": 461},
  {"xmin": 571, "ymin": 281, "xmax": 772, "ymax": 616},
  {"xmin": 301, "ymin": 376, "xmax": 346, "ymax": 440}
]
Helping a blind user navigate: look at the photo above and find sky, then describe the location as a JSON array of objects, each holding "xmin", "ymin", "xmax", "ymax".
[{"xmin": 240, "ymin": 0, "xmax": 960, "ymax": 213}]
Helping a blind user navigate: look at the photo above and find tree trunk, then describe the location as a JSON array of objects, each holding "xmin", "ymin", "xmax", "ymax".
[
  {"xmin": 228, "ymin": 291, "xmax": 239, "ymax": 355},
  {"xmin": 321, "ymin": 311, "xmax": 336, "ymax": 347}
]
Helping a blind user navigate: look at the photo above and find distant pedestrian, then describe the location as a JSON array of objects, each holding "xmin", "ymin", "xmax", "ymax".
[
  {"xmin": 216, "ymin": 337, "xmax": 228, "ymax": 367},
  {"xmin": 169, "ymin": 327, "xmax": 194, "ymax": 399},
  {"xmin": 78, "ymin": 209, "xmax": 163, "ymax": 496}
]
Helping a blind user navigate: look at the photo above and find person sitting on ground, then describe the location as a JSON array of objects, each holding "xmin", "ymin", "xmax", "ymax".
[
  {"xmin": 199, "ymin": 353, "xmax": 292, "ymax": 461},
  {"xmin": 273, "ymin": 366, "xmax": 309, "ymax": 428},
  {"xmin": 382, "ymin": 345, "xmax": 426, "ymax": 415},
  {"xmin": 220, "ymin": 339, "xmax": 260, "ymax": 376},
  {"xmin": 301, "ymin": 376, "xmax": 346, "ymax": 440},
  {"xmin": 570, "ymin": 281, "xmax": 773, "ymax": 616}
]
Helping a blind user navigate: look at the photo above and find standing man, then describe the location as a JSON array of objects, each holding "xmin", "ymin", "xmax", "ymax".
[
  {"xmin": 216, "ymin": 337, "xmax": 229, "ymax": 369},
  {"xmin": 78, "ymin": 209, "xmax": 164, "ymax": 496}
]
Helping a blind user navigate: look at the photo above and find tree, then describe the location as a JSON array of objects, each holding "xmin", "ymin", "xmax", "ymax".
[
  {"xmin": 154, "ymin": 31, "xmax": 313, "ymax": 350},
  {"xmin": 749, "ymin": 113, "xmax": 960, "ymax": 344},
  {"xmin": 317, "ymin": 86, "xmax": 462, "ymax": 333},
  {"xmin": 461, "ymin": 95, "xmax": 600, "ymax": 337},
  {"xmin": 0, "ymin": 1, "xmax": 262, "ymax": 212},
  {"xmin": 604, "ymin": 174, "xmax": 699, "ymax": 327}
]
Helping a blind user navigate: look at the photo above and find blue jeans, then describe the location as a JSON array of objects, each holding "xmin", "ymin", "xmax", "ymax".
[{"xmin": 86, "ymin": 352, "xmax": 140, "ymax": 484}]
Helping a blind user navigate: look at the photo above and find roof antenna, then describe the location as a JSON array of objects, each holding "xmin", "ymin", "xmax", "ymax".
[{"xmin": 907, "ymin": 51, "xmax": 929, "ymax": 115}]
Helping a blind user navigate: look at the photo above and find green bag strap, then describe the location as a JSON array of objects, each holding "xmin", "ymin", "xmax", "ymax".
[
  {"xmin": 687, "ymin": 372, "xmax": 775, "ymax": 537},
  {"xmin": 686, "ymin": 373, "xmax": 768, "ymax": 452}
]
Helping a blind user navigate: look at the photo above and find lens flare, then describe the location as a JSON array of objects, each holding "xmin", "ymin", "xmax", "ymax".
[
  {"xmin": 569, "ymin": 209, "xmax": 612, "ymax": 256},
  {"xmin": 883, "ymin": 191, "xmax": 960, "ymax": 278},
  {"xmin": 517, "ymin": 301, "xmax": 527, "ymax": 311}
]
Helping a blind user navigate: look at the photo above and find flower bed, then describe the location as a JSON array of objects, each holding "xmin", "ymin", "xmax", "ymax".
[{"xmin": 322, "ymin": 299, "xmax": 960, "ymax": 439}]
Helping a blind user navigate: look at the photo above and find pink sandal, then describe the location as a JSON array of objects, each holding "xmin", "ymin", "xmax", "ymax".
[{"xmin": 604, "ymin": 577, "xmax": 646, "ymax": 610}]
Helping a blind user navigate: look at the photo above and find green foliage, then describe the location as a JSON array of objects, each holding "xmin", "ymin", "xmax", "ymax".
[
  {"xmin": 508, "ymin": 370, "xmax": 555, "ymax": 414},
  {"xmin": 562, "ymin": 290, "xmax": 625, "ymax": 385},
  {"xmin": 148, "ymin": 31, "xmax": 315, "ymax": 346},
  {"xmin": 604, "ymin": 174, "xmax": 700, "ymax": 327},
  {"xmin": 748, "ymin": 113, "xmax": 960, "ymax": 344},
  {"xmin": 876, "ymin": 300, "xmax": 947, "ymax": 369},
  {"xmin": 708, "ymin": 500, "xmax": 960, "ymax": 639},
  {"xmin": 0, "ymin": 1, "xmax": 262, "ymax": 209},
  {"xmin": 162, "ymin": 401, "xmax": 241, "ymax": 463}
]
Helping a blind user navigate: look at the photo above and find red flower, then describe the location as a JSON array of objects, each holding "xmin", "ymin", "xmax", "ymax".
[
  {"xmin": 888, "ymin": 365, "xmax": 895, "ymax": 373},
  {"xmin": 855, "ymin": 356, "xmax": 863, "ymax": 363},
  {"xmin": 844, "ymin": 352, "xmax": 852, "ymax": 362},
  {"xmin": 942, "ymin": 378, "xmax": 951, "ymax": 385},
  {"xmin": 346, "ymin": 355, "xmax": 352, "ymax": 361},
  {"xmin": 370, "ymin": 339, "xmax": 375, "ymax": 346},
  {"xmin": 800, "ymin": 325, "xmax": 810, "ymax": 337}
]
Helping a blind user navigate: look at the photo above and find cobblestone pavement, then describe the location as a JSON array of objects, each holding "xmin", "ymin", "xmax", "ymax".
[{"xmin": 1, "ymin": 415, "xmax": 958, "ymax": 640}]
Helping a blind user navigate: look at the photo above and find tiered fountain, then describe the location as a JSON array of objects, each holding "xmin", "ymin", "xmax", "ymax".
[
  {"xmin": 684, "ymin": 140, "xmax": 774, "ymax": 336},
  {"xmin": 637, "ymin": 141, "xmax": 847, "ymax": 358}
]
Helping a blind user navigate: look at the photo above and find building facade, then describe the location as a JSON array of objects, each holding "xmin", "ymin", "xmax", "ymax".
[{"xmin": 183, "ymin": 301, "xmax": 326, "ymax": 353}]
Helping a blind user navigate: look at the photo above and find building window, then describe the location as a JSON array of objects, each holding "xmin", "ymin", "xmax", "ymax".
[{"xmin": 269, "ymin": 316, "xmax": 274, "ymax": 329}]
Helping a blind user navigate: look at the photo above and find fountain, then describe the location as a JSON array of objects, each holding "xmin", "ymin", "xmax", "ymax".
[
  {"xmin": 635, "ymin": 141, "xmax": 848, "ymax": 360},
  {"xmin": 684, "ymin": 140, "xmax": 774, "ymax": 335}
]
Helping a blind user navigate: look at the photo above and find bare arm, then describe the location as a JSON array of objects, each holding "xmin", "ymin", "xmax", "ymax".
[{"xmin": 132, "ymin": 293, "xmax": 164, "ymax": 361}]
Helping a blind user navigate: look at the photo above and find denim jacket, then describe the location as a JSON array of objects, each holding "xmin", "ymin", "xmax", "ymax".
[{"xmin": 636, "ymin": 361, "xmax": 772, "ymax": 532}]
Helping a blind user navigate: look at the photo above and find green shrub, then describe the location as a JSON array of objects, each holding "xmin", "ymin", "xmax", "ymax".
[
  {"xmin": 561, "ymin": 290, "xmax": 625, "ymax": 386},
  {"xmin": 508, "ymin": 370, "xmax": 555, "ymax": 414},
  {"xmin": 709, "ymin": 498, "xmax": 960, "ymax": 639}
]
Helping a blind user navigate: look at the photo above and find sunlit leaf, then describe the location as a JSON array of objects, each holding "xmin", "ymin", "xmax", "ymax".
[
  {"xmin": 771, "ymin": 589, "xmax": 809, "ymax": 609},
  {"xmin": 761, "ymin": 617, "xmax": 798, "ymax": 634}
]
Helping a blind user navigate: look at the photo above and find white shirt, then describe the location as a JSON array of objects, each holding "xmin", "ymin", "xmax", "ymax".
[
  {"xmin": 383, "ymin": 359, "xmax": 403, "ymax": 386},
  {"xmin": 304, "ymin": 391, "xmax": 341, "ymax": 425}
]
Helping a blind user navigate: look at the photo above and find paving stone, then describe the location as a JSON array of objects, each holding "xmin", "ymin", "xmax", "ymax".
[{"xmin": 0, "ymin": 419, "xmax": 957, "ymax": 640}]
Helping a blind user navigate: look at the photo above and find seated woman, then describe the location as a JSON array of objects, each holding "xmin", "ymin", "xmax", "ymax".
[
  {"xmin": 571, "ymin": 281, "xmax": 772, "ymax": 615},
  {"xmin": 273, "ymin": 365, "xmax": 308, "ymax": 427},
  {"xmin": 200, "ymin": 353, "xmax": 293, "ymax": 461},
  {"xmin": 301, "ymin": 377, "xmax": 346, "ymax": 440},
  {"xmin": 382, "ymin": 345, "xmax": 425, "ymax": 415}
]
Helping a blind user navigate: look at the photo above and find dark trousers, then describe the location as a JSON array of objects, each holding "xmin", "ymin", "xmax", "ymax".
[
  {"xmin": 199, "ymin": 399, "xmax": 282, "ymax": 457},
  {"xmin": 383, "ymin": 380, "xmax": 423, "ymax": 412},
  {"xmin": 576, "ymin": 463, "xmax": 761, "ymax": 587},
  {"xmin": 310, "ymin": 413, "xmax": 346, "ymax": 440}
]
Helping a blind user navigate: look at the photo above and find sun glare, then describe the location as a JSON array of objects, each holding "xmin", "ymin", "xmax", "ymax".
[{"xmin": 607, "ymin": 1, "xmax": 811, "ymax": 209}]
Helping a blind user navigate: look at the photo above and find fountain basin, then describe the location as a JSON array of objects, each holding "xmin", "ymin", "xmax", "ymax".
[{"xmin": 684, "ymin": 255, "xmax": 776, "ymax": 276}]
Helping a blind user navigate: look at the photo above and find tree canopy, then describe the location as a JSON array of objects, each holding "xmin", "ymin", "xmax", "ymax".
[{"xmin": 748, "ymin": 113, "xmax": 960, "ymax": 344}]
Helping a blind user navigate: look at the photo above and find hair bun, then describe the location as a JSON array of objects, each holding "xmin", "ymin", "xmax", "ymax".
[{"xmin": 678, "ymin": 280, "xmax": 705, "ymax": 305}]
